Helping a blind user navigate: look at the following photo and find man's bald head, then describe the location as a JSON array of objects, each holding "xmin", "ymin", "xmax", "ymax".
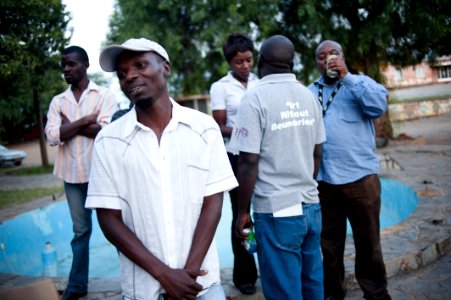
[
  {"xmin": 258, "ymin": 35, "xmax": 295, "ymax": 77},
  {"xmin": 315, "ymin": 40, "xmax": 344, "ymax": 56}
]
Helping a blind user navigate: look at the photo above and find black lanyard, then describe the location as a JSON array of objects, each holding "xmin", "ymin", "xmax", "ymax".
[{"xmin": 318, "ymin": 82, "xmax": 341, "ymax": 115}]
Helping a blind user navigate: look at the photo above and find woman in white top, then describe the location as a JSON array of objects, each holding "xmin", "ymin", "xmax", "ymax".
[{"xmin": 209, "ymin": 32, "xmax": 259, "ymax": 295}]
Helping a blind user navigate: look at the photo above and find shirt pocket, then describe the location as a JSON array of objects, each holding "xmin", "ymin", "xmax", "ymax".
[
  {"xmin": 338, "ymin": 102, "xmax": 362, "ymax": 123},
  {"xmin": 188, "ymin": 160, "xmax": 210, "ymax": 204}
]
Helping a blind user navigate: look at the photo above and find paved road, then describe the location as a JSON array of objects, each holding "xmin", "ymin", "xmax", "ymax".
[{"xmin": 346, "ymin": 252, "xmax": 451, "ymax": 300}]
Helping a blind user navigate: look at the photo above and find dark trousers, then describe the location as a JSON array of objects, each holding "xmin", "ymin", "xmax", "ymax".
[
  {"xmin": 318, "ymin": 174, "xmax": 391, "ymax": 300},
  {"xmin": 228, "ymin": 153, "xmax": 258, "ymax": 288}
]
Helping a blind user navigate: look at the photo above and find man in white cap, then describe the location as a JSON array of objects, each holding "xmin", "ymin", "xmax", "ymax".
[{"xmin": 86, "ymin": 38, "xmax": 237, "ymax": 300}]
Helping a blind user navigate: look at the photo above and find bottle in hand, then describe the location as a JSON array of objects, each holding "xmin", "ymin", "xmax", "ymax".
[{"xmin": 242, "ymin": 228, "xmax": 257, "ymax": 253}]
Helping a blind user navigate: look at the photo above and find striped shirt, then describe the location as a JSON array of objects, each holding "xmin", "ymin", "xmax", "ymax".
[
  {"xmin": 45, "ymin": 81, "xmax": 117, "ymax": 183},
  {"xmin": 86, "ymin": 100, "xmax": 238, "ymax": 299}
]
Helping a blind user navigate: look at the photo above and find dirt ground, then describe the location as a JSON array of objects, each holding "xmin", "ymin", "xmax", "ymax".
[{"xmin": 391, "ymin": 112, "xmax": 451, "ymax": 145}]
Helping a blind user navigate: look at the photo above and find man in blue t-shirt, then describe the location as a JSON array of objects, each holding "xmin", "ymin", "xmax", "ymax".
[{"xmin": 308, "ymin": 40, "xmax": 391, "ymax": 300}]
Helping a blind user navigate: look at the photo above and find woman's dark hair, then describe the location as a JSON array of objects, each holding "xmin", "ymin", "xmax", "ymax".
[
  {"xmin": 62, "ymin": 46, "xmax": 89, "ymax": 63},
  {"xmin": 223, "ymin": 33, "xmax": 254, "ymax": 63}
]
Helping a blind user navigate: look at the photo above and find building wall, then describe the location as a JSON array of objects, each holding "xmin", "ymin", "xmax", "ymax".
[{"xmin": 382, "ymin": 57, "xmax": 451, "ymax": 89}]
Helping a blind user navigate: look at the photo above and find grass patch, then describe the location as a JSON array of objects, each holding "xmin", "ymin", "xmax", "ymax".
[
  {"xmin": 3, "ymin": 165, "xmax": 54, "ymax": 176},
  {"xmin": 0, "ymin": 186, "xmax": 64, "ymax": 210}
]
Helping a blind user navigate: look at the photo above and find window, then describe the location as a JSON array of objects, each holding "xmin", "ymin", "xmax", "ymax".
[
  {"xmin": 438, "ymin": 65, "xmax": 451, "ymax": 79},
  {"xmin": 415, "ymin": 66, "xmax": 425, "ymax": 79},
  {"xmin": 393, "ymin": 68, "xmax": 403, "ymax": 81}
]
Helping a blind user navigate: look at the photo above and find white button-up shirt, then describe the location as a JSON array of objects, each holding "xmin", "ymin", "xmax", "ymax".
[
  {"xmin": 210, "ymin": 71, "xmax": 259, "ymax": 152},
  {"xmin": 86, "ymin": 100, "xmax": 238, "ymax": 299}
]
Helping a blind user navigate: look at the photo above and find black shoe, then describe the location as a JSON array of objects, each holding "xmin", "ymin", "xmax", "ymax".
[
  {"xmin": 62, "ymin": 290, "xmax": 87, "ymax": 300},
  {"xmin": 239, "ymin": 284, "xmax": 257, "ymax": 295}
]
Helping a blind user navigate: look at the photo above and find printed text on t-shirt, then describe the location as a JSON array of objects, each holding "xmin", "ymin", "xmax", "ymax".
[{"xmin": 271, "ymin": 101, "xmax": 316, "ymax": 131}]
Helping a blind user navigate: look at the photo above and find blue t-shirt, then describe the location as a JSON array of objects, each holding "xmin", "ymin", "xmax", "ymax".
[{"xmin": 308, "ymin": 73, "xmax": 388, "ymax": 184}]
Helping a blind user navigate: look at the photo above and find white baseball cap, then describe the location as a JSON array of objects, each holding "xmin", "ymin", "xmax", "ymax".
[{"xmin": 99, "ymin": 38, "xmax": 170, "ymax": 72}]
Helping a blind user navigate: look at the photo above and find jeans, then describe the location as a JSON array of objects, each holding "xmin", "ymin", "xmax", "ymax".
[
  {"xmin": 64, "ymin": 182, "xmax": 92, "ymax": 293},
  {"xmin": 228, "ymin": 153, "xmax": 258, "ymax": 288},
  {"xmin": 254, "ymin": 203, "xmax": 324, "ymax": 300},
  {"xmin": 319, "ymin": 174, "xmax": 391, "ymax": 300}
]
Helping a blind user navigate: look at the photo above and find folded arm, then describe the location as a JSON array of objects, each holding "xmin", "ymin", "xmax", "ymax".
[{"xmin": 59, "ymin": 113, "xmax": 100, "ymax": 141}]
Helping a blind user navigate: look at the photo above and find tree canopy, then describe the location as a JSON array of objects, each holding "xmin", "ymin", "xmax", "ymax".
[
  {"xmin": 107, "ymin": 0, "xmax": 450, "ymax": 95},
  {"xmin": 0, "ymin": 0, "xmax": 70, "ymax": 143},
  {"xmin": 107, "ymin": 0, "xmax": 275, "ymax": 96},
  {"xmin": 1, "ymin": 0, "xmax": 449, "ymax": 146},
  {"xmin": 266, "ymin": 0, "xmax": 451, "ymax": 83}
]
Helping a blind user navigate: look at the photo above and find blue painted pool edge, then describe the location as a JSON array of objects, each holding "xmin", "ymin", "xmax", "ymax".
[{"xmin": 0, "ymin": 178, "xmax": 418, "ymax": 278}]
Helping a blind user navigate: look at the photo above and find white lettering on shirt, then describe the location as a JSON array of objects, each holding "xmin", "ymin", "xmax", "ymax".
[{"xmin": 272, "ymin": 101, "xmax": 315, "ymax": 131}]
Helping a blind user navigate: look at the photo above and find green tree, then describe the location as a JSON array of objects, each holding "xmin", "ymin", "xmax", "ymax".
[
  {"xmin": 89, "ymin": 72, "xmax": 112, "ymax": 87},
  {"xmin": 256, "ymin": 0, "xmax": 451, "ymax": 84},
  {"xmin": 107, "ymin": 0, "xmax": 450, "ymax": 93},
  {"xmin": 107, "ymin": 0, "xmax": 281, "ymax": 96},
  {"xmin": 257, "ymin": 0, "xmax": 449, "ymax": 142},
  {"xmin": 0, "ymin": 0, "xmax": 70, "ymax": 166}
]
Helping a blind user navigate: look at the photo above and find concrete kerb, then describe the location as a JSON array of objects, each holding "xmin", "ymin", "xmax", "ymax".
[{"xmin": 343, "ymin": 144, "xmax": 451, "ymax": 290}]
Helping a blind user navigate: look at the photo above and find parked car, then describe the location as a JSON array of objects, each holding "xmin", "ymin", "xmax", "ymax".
[{"xmin": 0, "ymin": 145, "xmax": 27, "ymax": 166}]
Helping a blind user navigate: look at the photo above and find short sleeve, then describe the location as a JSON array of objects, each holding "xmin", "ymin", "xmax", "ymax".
[
  {"xmin": 204, "ymin": 121, "xmax": 238, "ymax": 196},
  {"xmin": 236, "ymin": 93, "xmax": 262, "ymax": 154},
  {"xmin": 209, "ymin": 82, "xmax": 227, "ymax": 111},
  {"xmin": 86, "ymin": 137, "xmax": 122, "ymax": 210},
  {"xmin": 97, "ymin": 89, "xmax": 118, "ymax": 127}
]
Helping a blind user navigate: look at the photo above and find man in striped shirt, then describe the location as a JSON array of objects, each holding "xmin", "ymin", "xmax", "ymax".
[{"xmin": 45, "ymin": 46, "xmax": 117, "ymax": 300}]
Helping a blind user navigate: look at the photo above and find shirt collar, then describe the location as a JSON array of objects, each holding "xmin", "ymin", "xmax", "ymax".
[
  {"xmin": 123, "ymin": 98, "xmax": 192, "ymax": 138},
  {"xmin": 259, "ymin": 73, "xmax": 297, "ymax": 84},
  {"xmin": 63, "ymin": 80, "xmax": 100, "ymax": 99},
  {"xmin": 224, "ymin": 71, "xmax": 258, "ymax": 86},
  {"xmin": 314, "ymin": 76, "xmax": 341, "ymax": 88}
]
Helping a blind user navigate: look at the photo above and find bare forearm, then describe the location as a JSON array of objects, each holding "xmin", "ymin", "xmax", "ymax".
[
  {"xmin": 97, "ymin": 209, "xmax": 204, "ymax": 299},
  {"xmin": 60, "ymin": 113, "xmax": 98, "ymax": 141},
  {"xmin": 234, "ymin": 152, "xmax": 259, "ymax": 239},
  {"xmin": 212, "ymin": 110, "xmax": 233, "ymax": 138},
  {"xmin": 219, "ymin": 126, "xmax": 233, "ymax": 138},
  {"xmin": 97, "ymin": 209, "xmax": 170, "ymax": 280},
  {"xmin": 184, "ymin": 193, "xmax": 223, "ymax": 271},
  {"xmin": 313, "ymin": 144, "xmax": 322, "ymax": 179},
  {"xmin": 60, "ymin": 118, "xmax": 90, "ymax": 141},
  {"xmin": 237, "ymin": 154, "xmax": 258, "ymax": 214},
  {"xmin": 79, "ymin": 123, "xmax": 102, "ymax": 139}
]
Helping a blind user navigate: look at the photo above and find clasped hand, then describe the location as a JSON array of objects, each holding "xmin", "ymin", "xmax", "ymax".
[{"xmin": 160, "ymin": 268, "xmax": 207, "ymax": 300}]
